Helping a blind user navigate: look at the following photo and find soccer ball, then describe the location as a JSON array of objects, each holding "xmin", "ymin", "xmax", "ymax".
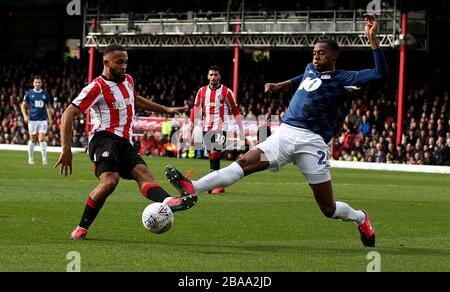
[{"xmin": 141, "ymin": 202, "xmax": 174, "ymax": 234}]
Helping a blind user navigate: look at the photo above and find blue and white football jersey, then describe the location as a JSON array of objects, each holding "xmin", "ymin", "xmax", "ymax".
[
  {"xmin": 283, "ymin": 48, "xmax": 388, "ymax": 143},
  {"xmin": 23, "ymin": 90, "xmax": 52, "ymax": 121}
]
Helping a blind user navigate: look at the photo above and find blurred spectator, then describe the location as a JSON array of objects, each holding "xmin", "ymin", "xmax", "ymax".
[{"xmin": 359, "ymin": 114, "xmax": 371, "ymax": 136}]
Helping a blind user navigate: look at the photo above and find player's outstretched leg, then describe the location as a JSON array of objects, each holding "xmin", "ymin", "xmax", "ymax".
[
  {"xmin": 163, "ymin": 195, "xmax": 198, "ymax": 212},
  {"xmin": 165, "ymin": 165, "xmax": 196, "ymax": 196},
  {"xmin": 310, "ymin": 181, "xmax": 375, "ymax": 247},
  {"xmin": 140, "ymin": 180, "xmax": 198, "ymax": 213},
  {"xmin": 166, "ymin": 149, "xmax": 269, "ymax": 196},
  {"xmin": 165, "ymin": 161, "xmax": 245, "ymax": 195},
  {"xmin": 135, "ymin": 164, "xmax": 197, "ymax": 213},
  {"xmin": 357, "ymin": 210, "xmax": 375, "ymax": 247}
]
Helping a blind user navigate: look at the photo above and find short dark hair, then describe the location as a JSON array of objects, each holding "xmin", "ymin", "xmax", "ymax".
[
  {"xmin": 103, "ymin": 44, "xmax": 126, "ymax": 57},
  {"xmin": 33, "ymin": 75, "xmax": 42, "ymax": 81},
  {"xmin": 208, "ymin": 65, "xmax": 221, "ymax": 73},
  {"xmin": 316, "ymin": 39, "xmax": 340, "ymax": 53}
]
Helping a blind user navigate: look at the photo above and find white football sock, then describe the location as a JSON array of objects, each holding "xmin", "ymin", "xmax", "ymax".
[
  {"xmin": 193, "ymin": 162, "xmax": 244, "ymax": 194},
  {"xmin": 40, "ymin": 141, "xmax": 47, "ymax": 163},
  {"xmin": 28, "ymin": 140, "xmax": 35, "ymax": 162},
  {"xmin": 332, "ymin": 201, "xmax": 366, "ymax": 225}
]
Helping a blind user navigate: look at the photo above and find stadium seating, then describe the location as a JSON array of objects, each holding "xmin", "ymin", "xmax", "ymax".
[{"xmin": 0, "ymin": 51, "xmax": 448, "ymax": 165}]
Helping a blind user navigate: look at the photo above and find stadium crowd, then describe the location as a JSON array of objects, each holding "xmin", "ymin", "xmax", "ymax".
[
  {"xmin": 332, "ymin": 87, "xmax": 450, "ymax": 165},
  {"xmin": 0, "ymin": 52, "xmax": 449, "ymax": 166}
]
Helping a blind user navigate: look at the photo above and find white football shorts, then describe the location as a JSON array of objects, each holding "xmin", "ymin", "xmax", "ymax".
[
  {"xmin": 28, "ymin": 120, "xmax": 48, "ymax": 135},
  {"xmin": 254, "ymin": 123, "xmax": 331, "ymax": 184}
]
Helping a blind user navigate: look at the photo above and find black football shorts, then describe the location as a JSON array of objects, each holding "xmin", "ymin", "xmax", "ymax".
[{"xmin": 88, "ymin": 131, "xmax": 146, "ymax": 179}]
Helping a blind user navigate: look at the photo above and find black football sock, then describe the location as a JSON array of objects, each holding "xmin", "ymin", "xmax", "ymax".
[
  {"xmin": 142, "ymin": 183, "xmax": 171, "ymax": 202},
  {"xmin": 211, "ymin": 158, "xmax": 221, "ymax": 171},
  {"xmin": 209, "ymin": 152, "xmax": 221, "ymax": 171},
  {"xmin": 79, "ymin": 197, "xmax": 102, "ymax": 230}
]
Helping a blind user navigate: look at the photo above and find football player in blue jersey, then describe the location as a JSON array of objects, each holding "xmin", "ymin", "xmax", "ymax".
[
  {"xmin": 164, "ymin": 14, "xmax": 387, "ymax": 247},
  {"xmin": 21, "ymin": 76, "xmax": 53, "ymax": 165}
]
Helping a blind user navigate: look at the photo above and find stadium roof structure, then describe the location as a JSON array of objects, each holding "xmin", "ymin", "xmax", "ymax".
[{"xmin": 83, "ymin": 8, "xmax": 427, "ymax": 50}]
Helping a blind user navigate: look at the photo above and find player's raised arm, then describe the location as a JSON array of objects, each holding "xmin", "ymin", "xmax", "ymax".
[
  {"xmin": 364, "ymin": 13, "xmax": 380, "ymax": 49},
  {"xmin": 135, "ymin": 95, "xmax": 188, "ymax": 115},
  {"xmin": 338, "ymin": 14, "xmax": 389, "ymax": 87}
]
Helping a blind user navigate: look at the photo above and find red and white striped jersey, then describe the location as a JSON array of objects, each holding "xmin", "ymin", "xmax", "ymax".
[
  {"xmin": 181, "ymin": 122, "xmax": 191, "ymax": 140},
  {"xmin": 192, "ymin": 84, "xmax": 240, "ymax": 131},
  {"xmin": 72, "ymin": 74, "xmax": 137, "ymax": 143}
]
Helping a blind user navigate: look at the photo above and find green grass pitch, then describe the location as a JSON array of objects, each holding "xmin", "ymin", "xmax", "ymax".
[{"xmin": 0, "ymin": 150, "xmax": 449, "ymax": 272}]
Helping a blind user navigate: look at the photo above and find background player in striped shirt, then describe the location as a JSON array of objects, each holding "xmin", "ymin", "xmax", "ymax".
[
  {"xmin": 191, "ymin": 65, "xmax": 244, "ymax": 194},
  {"xmin": 166, "ymin": 14, "xmax": 387, "ymax": 247},
  {"xmin": 21, "ymin": 75, "xmax": 53, "ymax": 165},
  {"xmin": 55, "ymin": 44, "xmax": 197, "ymax": 240}
]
